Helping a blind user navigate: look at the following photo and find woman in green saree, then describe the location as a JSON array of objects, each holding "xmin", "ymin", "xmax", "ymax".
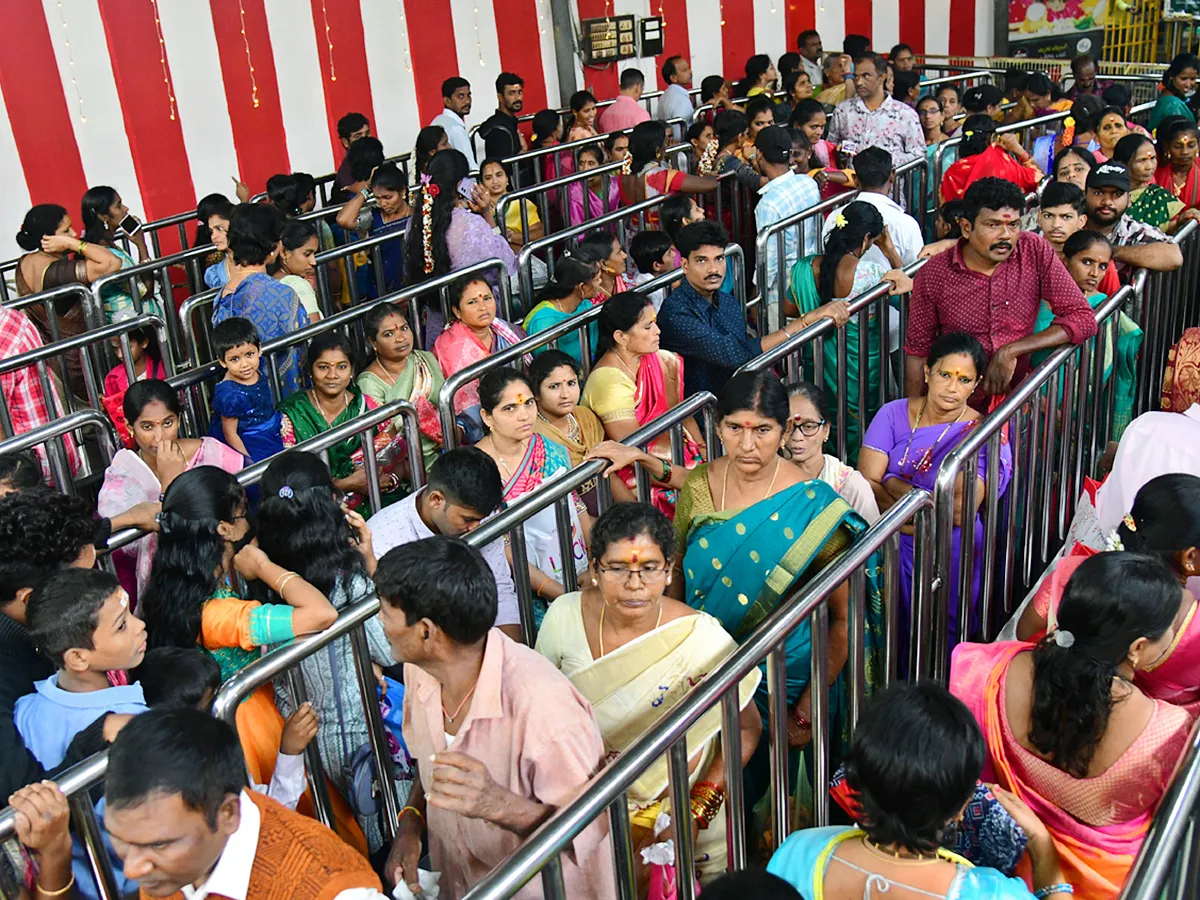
[
  {"xmin": 671, "ymin": 371, "xmax": 887, "ymax": 830},
  {"xmin": 786, "ymin": 201, "xmax": 913, "ymax": 457},
  {"xmin": 1147, "ymin": 53, "xmax": 1198, "ymax": 134},
  {"xmin": 279, "ymin": 331, "xmax": 401, "ymax": 513},
  {"xmin": 1113, "ymin": 133, "xmax": 1185, "ymax": 230},
  {"xmin": 1032, "ymin": 232, "xmax": 1143, "ymax": 441}
]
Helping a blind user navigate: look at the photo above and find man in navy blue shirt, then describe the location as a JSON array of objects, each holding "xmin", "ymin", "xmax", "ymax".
[{"xmin": 658, "ymin": 220, "xmax": 848, "ymax": 397}]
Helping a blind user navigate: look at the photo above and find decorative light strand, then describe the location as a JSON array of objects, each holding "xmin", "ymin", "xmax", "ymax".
[
  {"xmin": 719, "ymin": 1, "xmax": 725, "ymax": 27},
  {"xmin": 55, "ymin": 0, "xmax": 86, "ymax": 123},
  {"xmin": 320, "ymin": 0, "xmax": 337, "ymax": 82},
  {"xmin": 237, "ymin": 0, "xmax": 260, "ymax": 108},
  {"xmin": 658, "ymin": 1, "xmax": 666, "ymax": 29},
  {"xmin": 472, "ymin": 2, "xmax": 485, "ymax": 67},
  {"xmin": 396, "ymin": 1, "xmax": 413, "ymax": 73},
  {"xmin": 150, "ymin": 0, "xmax": 176, "ymax": 121}
]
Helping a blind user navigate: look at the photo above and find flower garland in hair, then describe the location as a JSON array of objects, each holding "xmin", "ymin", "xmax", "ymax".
[
  {"xmin": 620, "ymin": 154, "xmax": 633, "ymax": 175},
  {"xmin": 420, "ymin": 175, "xmax": 440, "ymax": 275},
  {"xmin": 1058, "ymin": 116, "xmax": 1076, "ymax": 152},
  {"xmin": 698, "ymin": 138, "xmax": 719, "ymax": 176}
]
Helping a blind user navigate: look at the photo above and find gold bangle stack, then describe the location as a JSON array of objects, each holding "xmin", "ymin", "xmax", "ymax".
[
  {"xmin": 275, "ymin": 571, "xmax": 298, "ymax": 594},
  {"xmin": 689, "ymin": 781, "xmax": 724, "ymax": 830}
]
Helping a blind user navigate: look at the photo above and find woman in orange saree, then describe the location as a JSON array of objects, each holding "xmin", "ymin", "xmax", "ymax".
[
  {"xmin": 1017, "ymin": 473, "xmax": 1200, "ymax": 714},
  {"xmin": 951, "ymin": 553, "xmax": 1194, "ymax": 900}
]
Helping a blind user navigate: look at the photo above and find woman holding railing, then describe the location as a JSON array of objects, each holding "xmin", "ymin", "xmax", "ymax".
[
  {"xmin": 476, "ymin": 367, "xmax": 590, "ymax": 624},
  {"xmin": 1017, "ymin": 473, "xmax": 1200, "ymax": 715},
  {"xmin": 951, "ymin": 552, "xmax": 1194, "ymax": 900},
  {"xmin": 278, "ymin": 331, "xmax": 402, "ymax": 511},
  {"xmin": 580, "ymin": 292, "xmax": 702, "ymax": 517},
  {"xmin": 857, "ymin": 332, "xmax": 1012, "ymax": 668},
  {"xmin": 536, "ymin": 502, "xmax": 762, "ymax": 887},
  {"xmin": 433, "ymin": 274, "xmax": 527, "ymax": 443},
  {"xmin": 671, "ymin": 372, "xmax": 885, "ymax": 790},
  {"xmin": 619, "ymin": 121, "xmax": 718, "ymax": 221}
]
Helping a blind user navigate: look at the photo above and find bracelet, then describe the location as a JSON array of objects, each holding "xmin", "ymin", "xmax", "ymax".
[
  {"xmin": 1033, "ymin": 885, "xmax": 1073, "ymax": 899},
  {"xmin": 534, "ymin": 573, "xmax": 550, "ymax": 597},
  {"xmin": 660, "ymin": 457, "xmax": 671, "ymax": 481},
  {"xmin": 399, "ymin": 805, "xmax": 426, "ymax": 829},
  {"xmin": 792, "ymin": 708, "xmax": 812, "ymax": 730},
  {"xmin": 275, "ymin": 571, "xmax": 299, "ymax": 594},
  {"xmin": 36, "ymin": 874, "xmax": 76, "ymax": 897},
  {"xmin": 689, "ymin": 781, "xmax": 725, "ymax": 829},
  {"xmin": 78, "ymin": 240, "xmax": 87, "ymax": 255},
  {"xmin": 360, "ymin": 187, "xmax": 371, "ymax": 200}
]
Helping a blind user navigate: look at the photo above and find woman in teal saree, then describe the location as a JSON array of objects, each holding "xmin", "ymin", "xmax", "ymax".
[
  {"xmin": 786, "ymin": 201, "xmax": 913, "ymax": 459},
  {"xmin": 672, "ymin": 372, "xmax": 887, "ymax": 831}
]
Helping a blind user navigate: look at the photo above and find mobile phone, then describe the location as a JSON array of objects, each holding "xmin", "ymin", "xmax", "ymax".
[{"xmin": 118, "ymin": 214, "xmax": 141, "ymax": 236}]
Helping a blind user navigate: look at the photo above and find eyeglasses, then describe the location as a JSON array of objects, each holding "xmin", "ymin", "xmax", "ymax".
[
  {"xmin": 596, "ymin": 564, "xmax": 668, "ymax": 583},
  {"xmin": 791, "ymin": 417, "xmax": 827, "ymax": 436}
]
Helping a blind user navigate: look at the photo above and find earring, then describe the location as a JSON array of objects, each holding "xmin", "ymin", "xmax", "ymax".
[{"xmin": 592, "ymin": 576, "xmax": 598, "ymax": 586}]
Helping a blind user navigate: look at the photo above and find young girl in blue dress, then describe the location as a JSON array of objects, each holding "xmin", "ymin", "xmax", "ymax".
[{"xmin": 210, "ymin": 317, "xmax": 284, "ymax": 462}]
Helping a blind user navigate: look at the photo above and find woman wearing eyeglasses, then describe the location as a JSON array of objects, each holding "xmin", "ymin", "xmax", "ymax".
[
  {"xmin": 536, "ymin": 502, "xmax": 763, "ymax": 889},
  {"xmin": 786, "ymin": 382, "xmax": 879, "ymax": 523}
]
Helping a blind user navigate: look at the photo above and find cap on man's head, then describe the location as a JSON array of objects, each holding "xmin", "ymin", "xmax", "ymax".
[
  {"xmin": 755, "ymin": 125, "xmax": 793, "ymax": 164},
  {"xmin": 1087, "ymin": 161, "xmax": 1131, "ymax": 193}
]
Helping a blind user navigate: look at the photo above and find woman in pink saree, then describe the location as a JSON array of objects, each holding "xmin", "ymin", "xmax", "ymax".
[
  {"xmin": 951, "ymin": 552, "xmax": 1195, "ymax": 900},
  {"xmin": 1018, "ymin": 473, "xmax": 1200, "ymax": 713},
  {"xmin": 580, "ymin": 292, "xmax": 703, "ymax": 517},
  {"xmin": 97, "ymin": 380, "xmax": 244, "ymax": 605},
  {"xmin": 432, "ymin": 275, "xmax": 527, "ymax": 444}
]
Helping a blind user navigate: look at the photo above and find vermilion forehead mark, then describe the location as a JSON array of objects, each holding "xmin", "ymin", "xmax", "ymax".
[
  {"xmin": 630, "ymin": 551, "xmax": 639, "ymax": 564},
  {"xmin": 744, "ymin": 421, "xmax": 755, "ymax": 428}
]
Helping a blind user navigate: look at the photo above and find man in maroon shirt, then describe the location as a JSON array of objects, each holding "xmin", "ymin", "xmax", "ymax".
[{"xmin": 904, "ymin": 177, "xmax": 1097, "ymax": 399}]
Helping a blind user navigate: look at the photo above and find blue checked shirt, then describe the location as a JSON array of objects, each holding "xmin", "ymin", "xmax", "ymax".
[{"xmin": 755, "ymin": 171, "xmax": 821, "ymax": 323}]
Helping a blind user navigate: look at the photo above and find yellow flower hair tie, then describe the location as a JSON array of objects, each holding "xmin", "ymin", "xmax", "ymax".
[
  {"xmin": 834, "ymin": 212, "xmax": 848, "ymax": 229},
  {"xmin": 1064, "ymin": 116, "xmax": 1075, "ymax": 128},
  {"xmin": 964, "ymin": 130, "xmax": 974, "ymax": 138}
]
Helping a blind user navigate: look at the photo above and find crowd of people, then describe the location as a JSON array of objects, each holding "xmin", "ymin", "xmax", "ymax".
[{"xmin": 2, "ymin": 27, "xmax": 1200, "ymax": 900}]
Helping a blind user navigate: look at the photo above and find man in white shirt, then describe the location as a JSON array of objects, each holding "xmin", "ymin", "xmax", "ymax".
[
  {"xmin": 105, "ymin": 708, "xmax": 386, "ymax": 900},
  {"xmin": 367, "ymin": 447, "xmax": 522, "ymax": 641},
  {"xmin": 431, "ymin": 77, "xmax": 476, "ymax": 170},
  {"xmin": 822, "ymin": 146, "xmax": 923, "ymax": 268},
  {"xmin": 797, "ymin": 29, "xmax": 824, "ymax": 91},
  {"xmin": 657, "ymin": 56, "xmax": 694, "ymax": 126}
]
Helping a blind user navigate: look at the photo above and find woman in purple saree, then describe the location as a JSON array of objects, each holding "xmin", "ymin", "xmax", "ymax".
[{"xmin": 858, "ymin": 333, "xmax": 1012, "ymax": 668}]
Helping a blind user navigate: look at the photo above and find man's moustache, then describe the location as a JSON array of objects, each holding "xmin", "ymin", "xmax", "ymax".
[{"xmin": 989, "ymin": 242, "xmax": 1013, "ymax": 252}]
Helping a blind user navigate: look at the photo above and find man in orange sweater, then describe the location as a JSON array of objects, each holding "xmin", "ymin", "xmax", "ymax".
[{"xmin": 104, "ymin": 708, "xmax": 384, "ymax": 900}]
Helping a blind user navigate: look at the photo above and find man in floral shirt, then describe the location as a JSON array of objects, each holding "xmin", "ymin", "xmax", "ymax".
[{"xmin": 826, "ymin": 52, "xmax": 924, "ymax": 167}]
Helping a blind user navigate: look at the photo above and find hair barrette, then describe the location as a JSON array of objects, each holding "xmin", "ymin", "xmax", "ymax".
[
  {"xmin": 1051, "ymin": 629, "xmax": 1075, "ymax": 649},
  {"xmin": 1123, "ymin": 512, "xmax": 1137, "ymax": 532},
  {"xmin": 278, "ymin": 486, "xmax": 294, "ymax": 499}
]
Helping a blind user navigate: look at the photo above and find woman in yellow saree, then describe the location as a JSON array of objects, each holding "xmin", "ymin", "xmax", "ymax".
[
  {"xmin": 950, "ymin": 552, "xmax": 1195, "ymax": 900},
  {"xmin": 537, "ymin": 502, "xmax": 762, "ymax": 888}
]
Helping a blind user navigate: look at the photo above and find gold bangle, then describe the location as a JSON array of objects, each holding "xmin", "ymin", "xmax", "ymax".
[
  {"xmin": 37, "ymin": 873, "xmax": 75, "ymax": 897},
  {"xmin": 400, "ymin": 805, "xmax": 425, "ymax": 828},
  {"xmin": 275, "ymin": 571, "xmax": 298, "ymax": 594}
]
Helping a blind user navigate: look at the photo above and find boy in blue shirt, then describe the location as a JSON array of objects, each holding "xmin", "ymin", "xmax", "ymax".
[{"xmin": 16, "ymin": 567, "xmax": 149, "ymax": 900}]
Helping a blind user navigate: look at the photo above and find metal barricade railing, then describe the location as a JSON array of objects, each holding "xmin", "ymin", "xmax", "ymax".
[
  {"xmin": 1134, "ymin": 220, "xmax": 1200, "ymax": 417},
  {"xmin": 1119, "ymin": 717, "xmax": 1200, "ymax": 899},
  {"xmin": 311, "ymin": 225, "xmax": 409, "ymax": 318},
  {"xmin": 494, "ymin": 159, "xmax": 624, "ymax": 249},
  {"xmin": 0, "ymin": 409, "xmax": 119, "ymax": 497},
  {"xmin": 927, "ymin": 283, "xmax": 1138, "ymax": 680},
  {"xmin": 205, "ymin": 393, "xmax": 718, "ymax": 839},
  {"xmin": 500, "ymin": 124, "xmax": 685, "ymax": 190},
  {"xmin": 460, "ymin": 489, "xmax": 935, "ymax": 900},
  {"xmin": 741, "ymin": 260, "xmax": 926, "ymax": 461},
  {"xmin": 135, "ymin": 209, "xmax": 204, "ymax": 260}
]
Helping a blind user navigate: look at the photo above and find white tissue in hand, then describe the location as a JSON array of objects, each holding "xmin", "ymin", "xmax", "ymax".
[
  {"xmin": 391, "ymin": 870, "xmax": 440, "ymax": 900},
  {"xmin": 639, "ymin": 811, "xmax": 677, "ymax": 867}
]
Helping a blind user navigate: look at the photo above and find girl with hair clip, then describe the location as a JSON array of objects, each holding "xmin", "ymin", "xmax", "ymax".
[
  {"xmin": 580, "ymin": 291, "xmax": 702, "ymax": 517},
  {"xmin": 1018, "ymin": 474, "xmax": 1200, "ymax": 711},
  {"xmin": 952, "ymin": 551, "xmax": 1194, "ymax": 900},
  {"xmin": 787, "ymin": 200, "xmax": 911, "ymax": 453},
  {"xmin": 1154, "ymin": 116, "xmax": 1200, "ymax": 211},
  {"xmin": 522, "ymin": 255, "xmax": 603, "ymax": 367},
  {"xmin": 939, "ymin": 115, "xmax": 1043, "ymax": 204},
  {"xmin": 574, "ymin": 232, "xmax": 634, "ymax": 303},
  {"xmin": 98, "ymin": 380, "xmax": 244, "ymax": 603},
  {"xmin": 258, "ymin": 451, "xmax": 410, "ymax": 854},
  {"xmin": 1148, "ymin": 52, "xmax": 1200, "ymax": 132},
  {"xmin": 140, "ymin": 465, "xmax": 338, "ymax": 799},
  {"xmin": 402, "ymin": 149, "xmax": 516, "ymax": 325}
]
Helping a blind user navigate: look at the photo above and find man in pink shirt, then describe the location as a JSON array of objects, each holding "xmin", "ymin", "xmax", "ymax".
[
  {"xmin": 378, "ymin": 537, "xmax": 614, "ymax": 900},
  {"xmin": 904, "ymin": 177, "xmax": 1097, "ymax": 401},
  {"xmin": 598, "ymin": 68, "xmax": 651, "ymax": 133}
]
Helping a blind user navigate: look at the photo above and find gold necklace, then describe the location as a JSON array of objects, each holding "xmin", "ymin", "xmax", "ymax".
[
  {"xmin": 719, "ymin": 457, "xmax": 781, "ymax": 510},
  {"xmin": 612, "ymin": 349, "xmax": 639, "ymax": 379},
  {"xmin": 487, "ymin": 436, "xmax": 528, "ymax": 475},
  {"xmin": 897, "ymin": 400, "xmax": 966, "ymax": 473},
  {"xmin": 309, "ymin": 389, "xmax": 349, "ymax": 423},
  {"xmin": 598, "ymin": 598, "xmax": 663, "ymax": 657},
  {"xmin": 372, "ymin": 358, "xmax": 408, "ymax": 387}
]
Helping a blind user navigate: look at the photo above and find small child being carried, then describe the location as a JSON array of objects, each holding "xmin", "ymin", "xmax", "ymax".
[{"xmin": 210, "ymin": 317, "xmax": 285, "ymax": 462}]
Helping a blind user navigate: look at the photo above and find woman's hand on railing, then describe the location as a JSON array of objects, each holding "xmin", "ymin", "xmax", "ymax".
[{"xmin": 882, "ymin": 270, "xmax": 914, "ymax": 295}]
